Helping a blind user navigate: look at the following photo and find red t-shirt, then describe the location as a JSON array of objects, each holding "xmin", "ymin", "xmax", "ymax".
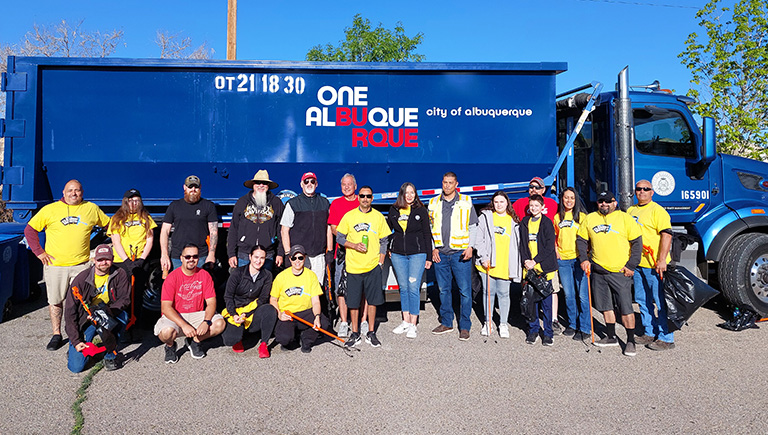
[
  {"xmin": 161, "ymin": 268, "xmax": 215, "ymax": 313},
  {"xmin": 512, "ymin": 197, "xmax": 559, "ymax": 222},
  {"xmin": 328, "ymin": 196, "xmax": 360, "ymax": 226}
]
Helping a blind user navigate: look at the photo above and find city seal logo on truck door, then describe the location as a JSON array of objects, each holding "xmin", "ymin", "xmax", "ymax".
[{"xmin": 651, "ymin": 171, "xmax": 675, "ymax": 196}]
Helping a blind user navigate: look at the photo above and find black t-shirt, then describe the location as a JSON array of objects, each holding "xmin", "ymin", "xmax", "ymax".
[{"xmin": 163, "ymin": 198, "xmax": 218, "ymax": 257}]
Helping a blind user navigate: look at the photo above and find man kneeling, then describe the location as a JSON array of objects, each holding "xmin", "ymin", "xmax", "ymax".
[
  {"xmin": 65, "ymin": 244, "xmax": 130, "ymax": 372},
  {"xmin": 222, "ymin": 245, "xmax": 277, "ymax": 357},
  {"xmin": 154, "ymin": 244, "xmax": 225, "ymax": 363},
  {"xmin": 270, "ymin": 245, "xmax": 330, "ymax": 353}
]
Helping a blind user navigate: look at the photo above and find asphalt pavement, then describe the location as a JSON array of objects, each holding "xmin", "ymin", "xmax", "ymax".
[{"xmin": 1, "ymin": 294, "xmax": 766, "ymax": 434}]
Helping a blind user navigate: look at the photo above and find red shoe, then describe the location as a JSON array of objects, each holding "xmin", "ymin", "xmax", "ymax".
[
  {"xmin": 258, "ymin": 341, "xmax": 270, "ymax": 358},
  {"xmin": 232, "ymin": 341, "xmax": 244, "ymax": 353}
]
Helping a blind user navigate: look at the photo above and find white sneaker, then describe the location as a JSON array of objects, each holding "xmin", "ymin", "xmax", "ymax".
[
  {"xmin": 360, "ymin": 320, "xmax": 369, "ymax": 336},
  {"xmin": 393, "ymin": 321, "xmax": 410, "ymax": 334},
  {"xmin": 337, "ymin": 322, "xmax": 349, "ymax": 338},
  {"xmin": 480, "ymin": 323, "xmax": 490, "ymax": 336},
  {"xmin": 406, "ymin": 324, "xmax": 417, "ymax": 339},
  {"xmin": 499, "ymin": 324, "xmax": 510, "ymax": 339}
]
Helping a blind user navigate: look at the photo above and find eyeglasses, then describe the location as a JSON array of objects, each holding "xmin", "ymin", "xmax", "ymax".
[
  {"xmin": 359, "ymin": 194, "xmax": 373, "ymax": 199},
  {"xmin": 183, "ymin": 254, "xmax": 199, "ymax": 260},
  {"xmin": 291, "ymin": 255, "xmax": 305, "ymax": 261},
  {"xmin": 187, "ymin": 185, "xmax": 200, "ymax": 190},
  {"xmin": 597, "ymin": 199, "xmax": 613, "ymax": 204},
  {"xmin": 302, "ymin": 179, "xmax": 317, "ymax": 185},
  {"xmin": 528, "ymin": 184, "xmax": 544, "ymax": 190},
  {"xmin": 635, "ymin": 187, "xmax": 653, "ymax": 192}
]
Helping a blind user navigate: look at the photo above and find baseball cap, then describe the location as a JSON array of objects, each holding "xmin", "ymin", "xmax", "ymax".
[
  {"xmin": 529, "ymin": 177, "xmax": 545, "ymax": 188},
  {"xmin": 185, "ymin": 175, "xmax": 201, "ymax": 188},
  {"xmin": 301, "ymin": 172, "xmax": 317, "ymax": 183},
  {"xmin": 94, "ymin": 244, "xmax": 113, "ymax": 261},
  {"xmin": 597, "ymin": 190, "xmax": 616, "ymax": 202},
  {"xmin": 123, "ymin": 188, "xmax": 141, "ymax": 199},
  {"xmin": 289, "ymin": 245, "xmax": 307, "ymax": 256}
]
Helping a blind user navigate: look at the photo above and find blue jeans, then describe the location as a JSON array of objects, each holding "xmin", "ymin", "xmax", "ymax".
[
  {"xmin": 558, "ymin": 258, "xmax": 591, "ymax": 334},
  {"xmin": 529, "ymin": 293, "xmax": 554, "ymax": 337},
  {"xmin": 172, "ymin": 256, "xmax": 207, "ymax": 269},
  {"xmin": 479, "ymin": 271, "xmax": 511, "ymax": 325},
  {"xmin": 390, "ymin": 253, "xmax": 426, "ymax": 317},
  {"xmin": 67, "ymin": 310, "xmax": 129, "ymax": 373},
  {"xmin": 434, "ymin": 251, "xmax": 472, "ymax": 331},
  {"xmin": 634, "ymin": 266, "xmax": 674, "ymax": 343}
]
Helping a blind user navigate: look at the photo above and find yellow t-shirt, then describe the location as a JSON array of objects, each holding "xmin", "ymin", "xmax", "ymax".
[
  {"xmin": 577, "ymin": 210, "xmax": 642, "ymax": 273},
  {"xmin": 627, "ymin": 201, "xmax": 672, "ymax": 268},
  {"xmin": 397, "ymin": 206, "xmax": 410, "ymax": 232},
  {"xmin": 337, "ymin": 207, "xmax": 391, "ymax": 274},
  {"xmin": 477, "ymin": 213, "xmax": 514, "ymax": 279},
  {"xmin": 528, "ymin": 217, "xmax": 555, "ymax": 280},
  {"xmin": 107, "ymin": 213, "xmax": 158, "ymax": 262},
  {"xmin": 91, "ymin": 273, "xmax": 110, "ymax": 306},
  {"xmin": 27, "ymin": 201, "xmax": 110, "ymax": 266},
  {"xmin": 270, "ymin": 268, "xmax": 323, "ymax": 313},
  {"xmin": 554, "ymin": 211, "xmax": 587, "ymax": 261}
]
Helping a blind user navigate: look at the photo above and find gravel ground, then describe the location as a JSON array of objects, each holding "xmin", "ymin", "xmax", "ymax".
[{"xmin": 1, "ymin": 295, "xmax": 766, "ymax": 434}]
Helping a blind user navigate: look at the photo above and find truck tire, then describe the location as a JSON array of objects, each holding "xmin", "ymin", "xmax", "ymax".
[{"xmin": 718, "ymin": 233, "xmax": 768, "ymax": 316}]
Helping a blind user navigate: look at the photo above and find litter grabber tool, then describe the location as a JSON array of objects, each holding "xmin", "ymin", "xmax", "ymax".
[
  {"xmin": 585, "ymin": 270, "xmax": 598, "ymax": 353},
  {"xmin": 81, "ymin": 342, "xmax": 107, "ymax": 357},
  {"xmin": 72, "ymin": 286, "xmax": 118, "ymax": 355},
  {"xmin": 283, "ymin": 310, "xmax": 360, "ymax": 353},
  {"xmin": 126, "ymin": 245, "xmax": 138, "ymax": 330}
]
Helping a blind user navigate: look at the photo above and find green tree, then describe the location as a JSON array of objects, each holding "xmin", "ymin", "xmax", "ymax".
[
  {"xmin": 679, "ymin": 0, "xmax": 768, "ymax": 159},
  {"xmin": 306, "ymin": 14, "xmax": 424, "ymax": 62}
]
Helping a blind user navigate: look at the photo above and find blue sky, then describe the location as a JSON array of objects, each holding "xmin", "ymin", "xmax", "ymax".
[{"xmin": 1, "ymin": 0, "xmax": 706, "ymax": 94}]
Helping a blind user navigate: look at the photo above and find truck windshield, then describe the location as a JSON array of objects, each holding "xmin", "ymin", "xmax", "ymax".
[{"xmin": 633, "ymin": 107, "xmax": 695, "ymax": 158}]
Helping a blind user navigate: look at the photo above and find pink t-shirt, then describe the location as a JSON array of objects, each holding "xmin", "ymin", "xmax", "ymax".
[
  {"xmin": 328, "ymin": 196, "xmax": 360, "ymax": 226},
  {"xmin": 512, "ymin": 197, "xmax": 559, "ymax": 222},
  {"xmin": 161, "ymin": 268, "xmax": 215, "ymax": 313}
]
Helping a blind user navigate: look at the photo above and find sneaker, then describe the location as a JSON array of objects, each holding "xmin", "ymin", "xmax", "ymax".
[
  {"xmin": 258, "ymin": 342, "xmax": 270, "ymax": 358},
  {"xmin": 542, "ymin": 336, "xmax": 554, "ymax": 346},
  {"xmin": 47, "ymin": 334, "xmax": 63, "ymax": 351},
  {"xmin": 337, "ymin": 322, "xmax": 350, "ymax": 338},
  {"xmin": 459, "ymin": 329, "xmax": 470, "ymax": 341},
  {"xmin": 232, "ymin": 341, "xmax": 245, "ymax": 353},
  {"xmin": 186, "ymin": 338, "xmax": 206, "ymax": 359},
  {"xmin": 345, "ymin": 331, "xmax": 362, "ymax": 348},
  {"xmin": 366, "ymin": 331, "xmax": 382, "ymax": 348},
  {"xmin": 406, "ymin": 324, "xmax": 417, "ymax": 339},
  {"xmin": 480, "ymin": 323, "xmax": 490, "ymax": 336},
  {"xmin": 104, "ymin": 355, "xmax": 121, "ymax": 371},
  {"xmin": 360, "ymin": 320, "xmax": 369, "ymax": 336},
  {"xmin": 552, "ymin": 321, "xmax": 563, "ymax": 336},
  {"xmin": 573, "ymin": 331, "xmax": 591, "ymax": 341},
  {"xmin": 646, "ymin": 340, "xmax": 676, "ymax": 351},
  {"xmin": 431, "ymin": 324, "xmax": 454, "ymax": 335},
  {"xmin": 635, "ymin": 334, "xmax": 655, "ymax": 345},
  {"xmin": 593, "ymin": 336, "xmax": 619, "ymax": 347},
  {"xmin": 525, "ymin": 332, "xmax": 538, "ymax": 344},
  {"xmin": 499, "ymin": 324, "xmax": 510, "ymax": 339},
  {"xmin": 393, "ymin": 321, "xmax": 410, "ymax": 335},
  {"xmin": 624, "ymin": 341, "xmax": 637, "ymax": 356},
  {"xmin": 563, "ymin": 327, "xmax": 576, "ymax": 337},
  {"xmin": 164, "ymin": 343, "xmax": 179, "ymax": 364},
  {"xmin": 300, "ymin": 339, "xmax": 312, "ymax": 353}
]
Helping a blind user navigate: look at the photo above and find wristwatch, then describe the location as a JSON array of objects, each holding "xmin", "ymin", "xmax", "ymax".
[{"xmin": 204, "ymin": 319, "xmax": 212, "ymax": 326}]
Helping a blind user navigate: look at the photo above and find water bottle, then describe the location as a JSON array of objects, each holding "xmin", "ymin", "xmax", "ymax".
[{"xmin": 362, "ymin": 234, "xmax": 369, "ymax": 251}]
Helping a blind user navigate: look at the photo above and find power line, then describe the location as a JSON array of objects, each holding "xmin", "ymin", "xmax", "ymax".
[{"xmin": 576, "ymin": 0, "xmax": 701, "ymax": 9}]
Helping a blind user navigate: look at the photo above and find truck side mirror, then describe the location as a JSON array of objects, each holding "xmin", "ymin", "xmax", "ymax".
[{"xmin": 701, "ymin": 117, "xmax": 716, "ymax": 165}]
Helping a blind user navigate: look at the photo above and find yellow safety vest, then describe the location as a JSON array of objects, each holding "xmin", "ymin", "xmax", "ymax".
[{"xmin": 428, "ymin": 193, "xmax": 472, "ymax": 250}]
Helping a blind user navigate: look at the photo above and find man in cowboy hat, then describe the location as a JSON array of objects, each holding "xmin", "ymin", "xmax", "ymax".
[{"xmin": 228, "ymin": 170, "xmax": 285, "ymax": 272}]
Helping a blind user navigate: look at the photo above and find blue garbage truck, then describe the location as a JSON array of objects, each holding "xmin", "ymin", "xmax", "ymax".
[{"xmin": 2, "ymin": 56, "xmax": 768, "ymax": 317}]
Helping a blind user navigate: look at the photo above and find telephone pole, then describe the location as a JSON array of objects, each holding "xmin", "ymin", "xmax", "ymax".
[{"xmin": 227, "ymin": 0, "xmax": 237, "ymax": 60}]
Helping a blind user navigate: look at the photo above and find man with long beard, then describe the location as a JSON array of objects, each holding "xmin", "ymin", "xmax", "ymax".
[
  {"xmin": 160, "ymin": 175, "xmax": 219, "ymax": 272},
  {"xmin": 227, "ymin": 170, "xmax": 285, "ymax": 272}
]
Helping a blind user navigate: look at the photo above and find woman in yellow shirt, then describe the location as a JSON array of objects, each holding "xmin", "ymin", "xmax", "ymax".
[
  {"xmin": 554, "ymin": 187, "xmax": 591, "ymax": 340},
  {"xmin": 108, "ymin": 189, "xmax": 157, "ymax": 277}
]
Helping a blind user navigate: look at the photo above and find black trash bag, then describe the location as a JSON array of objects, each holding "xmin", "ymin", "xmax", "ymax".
[
  {"xmin": 718, "ymin": 309, "xmax": 761, "ymax": 331},
  {"xmin": 526, "ymin": 269, "xmax": 554, "ymax": 302},
  {"xmin": 664, "ymin": 265, "xmax": 719, "ymax": 331},
  {"xmin": 520, "ymin": 282, "xmax": 537, "ymax": 323}
]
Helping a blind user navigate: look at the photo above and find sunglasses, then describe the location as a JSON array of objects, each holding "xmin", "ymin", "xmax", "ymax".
[
  {"xmin": 528, "ymin": 184, "xmax": 544, "ymax": 190},
  {"xmin": 359, "ymin": 194, "xmax": 373, "ymax": 199},
  {"xmin": 597, "ymin": 199, "xmax": 613, "ymax": 204},
  {"xmin": 635, "ymin": 187, "xmax": 653, "ymax": 192},
  {"xmin": 183, "ymin": 254, "xmax": 199, "ymax": 260},
  {"xmin": 95, "ymin": 258, "xmax": 112, "ymax": 262},
  {"xmin": 253, "ymin": 181, "xmax": 270, "ymax": 186},
  {"xmin": 303, "ymin": 179, "xmax": 317, "ymax": 185},
  {"xmin": 291, "ymin": 255, "xmax": 305, "ymax": 261},
  {"xmin": 186, "ymin": 185, "xmax": 200, "ymax": 189}
]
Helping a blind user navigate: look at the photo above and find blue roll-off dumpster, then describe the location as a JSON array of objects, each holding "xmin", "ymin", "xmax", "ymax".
[{"xmin": 0, "ymin": 232, "xmax": 22, "ymax": 322}]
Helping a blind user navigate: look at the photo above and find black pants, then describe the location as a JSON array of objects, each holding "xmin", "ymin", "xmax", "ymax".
[
  {"xmin": 221, "ymin": 304, "xmax": 278, "ymax": 346},
  {"xmin": 274, "ymin": 308, "xmax": 330, "ymax": 348}
]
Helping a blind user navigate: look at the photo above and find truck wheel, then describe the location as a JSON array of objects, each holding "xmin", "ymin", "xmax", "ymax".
[{"xmin": 718, "ymin": 233, "xmax": 768, "ymax": 316}]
